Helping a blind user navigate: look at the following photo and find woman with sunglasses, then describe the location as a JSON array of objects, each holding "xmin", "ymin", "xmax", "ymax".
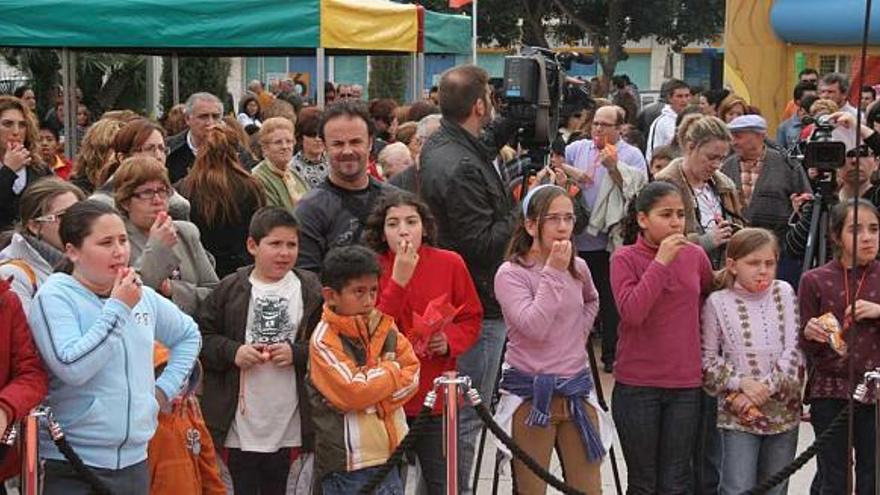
[
  {"xmin": 113, "ymin": 156, "xmax": 218, "ymax": 316},
  {"xmin": 0, "ymin": 177, "xmax": 84, "ymax": 311}
]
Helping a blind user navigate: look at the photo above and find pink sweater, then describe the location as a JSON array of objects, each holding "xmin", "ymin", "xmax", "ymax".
[
  {"xmin": 494, "ymin": 257, "xmax": 600, "ymax": 376},
  {"xmin": 610, "ymin": 235, "xmax": 713, "ymax": 388}
]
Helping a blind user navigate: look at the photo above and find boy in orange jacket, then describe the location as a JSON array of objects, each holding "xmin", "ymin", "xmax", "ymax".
[
  {"xmin": 148, "ymin": 342, "xmax": 226, "ymax": 495},
  {"xmin": 308, "ymin": 246, "xmax": 420, "ymax": 494}
]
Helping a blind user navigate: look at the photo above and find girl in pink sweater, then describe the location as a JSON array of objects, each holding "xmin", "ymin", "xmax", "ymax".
[
  {"xmin": 494, "ymin": 184, "xmax": 610, "ymax": 494},
  {"xmin": 610, "ymin": 181, "xmax": 714, "ymax": 494}
]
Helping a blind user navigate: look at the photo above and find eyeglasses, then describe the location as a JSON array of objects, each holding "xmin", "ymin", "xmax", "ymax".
[
  {"xmin": 339, "ymin": 93, "xmax": 353, "ymax": 98},
  {"xmin": 137, "ymin": 144, "xmax": 167, "ymax": 155},
  {"xmin": 131, "ymin": 187, "xmax": 171, "ymax": 201},
  {"xmin": 542, "ymin": 213, "xmax": 577, "ymax": 225}
]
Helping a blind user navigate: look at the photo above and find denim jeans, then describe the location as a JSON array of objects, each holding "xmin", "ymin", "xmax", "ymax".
[
  {"xmin": 455, "ymin": 318, "xmax": 507, "ymax": 494},
  {"xmin": 320, "ymin": 465, "xmax": 404, "ymax": 495},
  {"xmin": 694, "ymin": 391, "xmax": 722, "ymax": 495},
  {"xmin": 407, "ymin": 415, "xmax": 445, "ymax": 495},
  {"xmin": 611, "ymin": 383, "xmax": 701, "ymax": 495},
  {"xmin": 811, "ymin": 398, "xmax": 876, "ymax": 495},
  {"xmin": 719, "ymin": 428, "xmax": 799, "ymax": 495}
]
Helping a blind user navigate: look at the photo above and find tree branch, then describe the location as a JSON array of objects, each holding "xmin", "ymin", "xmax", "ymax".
[{"xmin": 551, "ymin": 0, "xmax": 601, "ymax": 38}]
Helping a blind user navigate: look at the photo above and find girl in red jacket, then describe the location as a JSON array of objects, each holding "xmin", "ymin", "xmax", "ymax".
[
  {"xmin": 364, "ymin": 190, "xmax": 483, "ymax": 495},
  {"xmin": 0, "ymin": 277, "xmax": 49, "ymax": 488}
]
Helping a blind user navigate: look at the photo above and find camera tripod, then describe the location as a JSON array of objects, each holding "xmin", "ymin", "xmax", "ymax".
[{"xmin": 802, "ymin": 170, "xmax": 837, "ymax": 273}]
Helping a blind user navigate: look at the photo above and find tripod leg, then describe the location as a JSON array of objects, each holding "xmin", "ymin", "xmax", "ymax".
[{"xmin": 587, "ymin": 333, "xmax": 623, "ymax": 495}]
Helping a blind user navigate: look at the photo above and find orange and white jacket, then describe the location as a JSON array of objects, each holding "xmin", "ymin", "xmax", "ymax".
[{"xmin": 308, "ymin": 306, "xmax": 419, "ymax": 480}]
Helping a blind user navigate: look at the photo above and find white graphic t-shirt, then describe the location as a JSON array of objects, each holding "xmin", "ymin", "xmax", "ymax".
[{"xmin": 225, "ymin": 271, "xmax": 304, "ymax": 452}]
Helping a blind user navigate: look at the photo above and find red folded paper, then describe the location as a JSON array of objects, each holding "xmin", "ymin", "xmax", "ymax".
[{"xmin": 409, "ymin": 294, "xmax": 464, "ymax": 358}]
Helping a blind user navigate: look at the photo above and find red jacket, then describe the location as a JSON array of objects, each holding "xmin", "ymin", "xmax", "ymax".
[
  {"xmin": 0, "ymin": 278, "xmax": 49, "ymax": 480},
  {"xmin": 377, "ymin": 246, "xmax": 483, "ymax": 415}
]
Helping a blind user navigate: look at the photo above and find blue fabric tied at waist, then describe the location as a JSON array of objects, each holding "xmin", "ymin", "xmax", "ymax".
[{"xmin": 500, "ymin": 367, "xmax": 605, "ymax": 461}]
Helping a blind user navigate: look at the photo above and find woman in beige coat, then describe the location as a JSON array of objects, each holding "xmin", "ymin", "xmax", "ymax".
[{"xmin": 113, "ymin": 156, "xmax": 218, "ymax": 315}]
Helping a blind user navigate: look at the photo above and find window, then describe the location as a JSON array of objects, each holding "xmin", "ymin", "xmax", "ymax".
[{"xmin": 819, "ymin": 55, "xmax": 852, "ymax": 75}]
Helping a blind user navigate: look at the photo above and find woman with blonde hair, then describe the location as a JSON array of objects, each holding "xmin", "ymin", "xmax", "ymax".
[
  {"xmin": 70, "ymin": 117, "xmax": 127, "ymax": 195},
  {"xmin": 0, "ymin": 95, "xmax": 50, "ymax": 229},
  {"xmin": 718, "ymin": 95, "xmax": 749, "ymax": 123},
  {"xmin": 177, "ymin": 126, "xmax": 265, "ymax": 278},
  {"xmin": 252, "ymin": 117, "xmax": 308, "ymax": 209}
]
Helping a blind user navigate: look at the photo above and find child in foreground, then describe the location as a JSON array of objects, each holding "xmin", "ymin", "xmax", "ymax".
[{"xmin": 308, "ymin": 245, "xmax": 419, "ymax": 494}]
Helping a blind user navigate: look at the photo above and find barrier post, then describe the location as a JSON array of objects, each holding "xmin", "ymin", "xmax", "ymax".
[
  {"xmin": 20, "ymin": 409, "xmax": 44, "ymax": 495},
  {"xmin": 436, "ymin": 371, "xmax": 472, "ymax": 495}
]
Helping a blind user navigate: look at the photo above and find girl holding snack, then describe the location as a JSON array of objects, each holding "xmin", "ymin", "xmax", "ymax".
[
  {"xmin": 610, "ymin": 181, "xmax": 714, "ymax": 494},
  {"xmin": 800, "ymin": 198, "xmax": 880, "ymax": 494},
  {"xmin": 365, "ymin": 190, "xmax": 482, "ymax": 495},
  {"xmin": 702, "ymin": 228, "xmax": 803, "ymax": 495},
  {"xmin": 494, "ymin": 184, "xmax": 611, "ymax": 494}
]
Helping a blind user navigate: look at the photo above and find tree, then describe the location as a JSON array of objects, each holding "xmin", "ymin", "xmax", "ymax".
[
  {"xmin": 0, "ymin": 49, "xmax": 148, "ymax": 116},
  {"xmin": 368, "ymin": 56, "xmax": 407, "ymax": 102},
  {"xmin": 408, "ymin": 0, "xmax": 724, "ymax": 93},
  {"xmin": 161, "ymin": 56, "xmax": 230, "ymax": 112}
]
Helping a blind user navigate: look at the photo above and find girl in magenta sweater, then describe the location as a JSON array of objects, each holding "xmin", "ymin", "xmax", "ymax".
[
  {"xmin": 364, "ymin": 190, "xmax": 483, "ymax": 495},
  {"xmin": 702, "ymin": 228, "xmax": 803, "ymax": 495},
  {"xmin": 494, "ymin": 184, "xmax": 611, "ymax": 495},
  {"xmin": 610, "ymin": 181, "xmax": 714, "ymax": 494}
]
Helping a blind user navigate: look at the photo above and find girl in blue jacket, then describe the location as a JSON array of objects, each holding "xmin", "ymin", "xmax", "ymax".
[{"xmin": 27, "ymin": 200, "xmax": 201, "ymax": 495}]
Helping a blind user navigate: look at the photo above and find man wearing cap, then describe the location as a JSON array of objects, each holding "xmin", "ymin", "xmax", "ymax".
[{"xmin": 722, "ymin": 115, "xmax": 811, "ymax": 244}]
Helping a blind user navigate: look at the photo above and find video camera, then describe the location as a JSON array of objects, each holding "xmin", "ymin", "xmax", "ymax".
[
  {"xmin": 798, "ymin": 115, "xmax": 847, "ymax": 171},
  {"xmin": 500, "ymin": 46, "xmax": 596, "ymax": 153}
]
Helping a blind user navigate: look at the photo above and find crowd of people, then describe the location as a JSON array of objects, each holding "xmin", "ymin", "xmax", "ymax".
[{"xmin": 1, "ymin": 60, "xmax": 880, "ymax": 495}]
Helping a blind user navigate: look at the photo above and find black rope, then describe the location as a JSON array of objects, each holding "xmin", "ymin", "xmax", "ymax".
[
  {"xmin": 359, "ymin": 405, "xmax": 434, "ymax": 495},
  {"xmin": 52, "ymin": 436, "xmax": 113, "ymax": 495},
  {"xmin": 745, "ymin": 402, "xmax": 851, "ymax": 495},
  {"xmin": 471, "ymin": 401, "xmax": 587, "ymax": 495}
]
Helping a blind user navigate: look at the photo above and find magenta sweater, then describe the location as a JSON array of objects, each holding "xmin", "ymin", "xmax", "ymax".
[
  {"xmin": 610, "ymin": 235, "xmax": 714, "ymax": 388},
  {"xmin": 494, "ymin": 257, "xmax": 600, "ymax": 376}
]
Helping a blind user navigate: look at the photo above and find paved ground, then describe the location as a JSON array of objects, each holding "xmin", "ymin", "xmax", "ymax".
[{"xmin": 469, "ymin": 365, "xmax": 818, "ymax": 494}]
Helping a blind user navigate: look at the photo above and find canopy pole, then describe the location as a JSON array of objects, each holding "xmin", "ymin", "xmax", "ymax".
[
  {"xmin": 61, "ymin": 48, "xmax": 78, "ymax": 159},
  {"xmin": 317, "ymin": 48, "xmax": 326, "ymax": 108},
  {"xmin": 472, "ymin": 0, "xmax": 478, "ymax": 65},
  {"xmin": 417, "ymin": 52, "xmax": 426, "ymax": 100},
  {"xmin": 171, "ymin": 53, "xmax": 180, "ymax": 105},
  {"xmin": 145, "ymin": 56, "xmax": 161, "ymax": 119},
  {"xmin": 410, "ymin": 53, "xmax": 419, "ymax": 102}
]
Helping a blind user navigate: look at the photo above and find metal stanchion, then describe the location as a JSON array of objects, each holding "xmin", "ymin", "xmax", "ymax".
[
  {"xmin": 20, "ymin": 409, "xmax": 45, "ymax": 495},
  {"xmin": 853, "ymin": 369, "xmax": 880, "ymax": 495},
  {"xmin": 436, "ymin": 371, "xmax": 472, "ymax": 495}
]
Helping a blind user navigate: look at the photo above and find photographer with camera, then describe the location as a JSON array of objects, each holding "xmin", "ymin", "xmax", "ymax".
[
  {"xmin": 655, "ymin": 115, "xmax": 745, "ymax": 268},
  {"xmin": 786, "ymin": 111, "xmax": 880, "ymax": 259}
]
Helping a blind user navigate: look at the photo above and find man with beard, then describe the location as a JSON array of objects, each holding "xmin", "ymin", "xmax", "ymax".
[
  {"xmin": 419, "ymin": 64, "xmax": 514, "ymax": 494},
  {"xmin": 294, "ymin": 101, "xmax": 390, "ymax": 273}
]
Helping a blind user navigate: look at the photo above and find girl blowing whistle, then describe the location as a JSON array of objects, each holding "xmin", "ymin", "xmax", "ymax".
[
  {"xmin": 610, "ymin": 181, "xmax": 714, "ymax": 494},
  {"xmin": 494, "ymin": 184, "xmax": 612, "ymax": 495},
  {"xmin": 701, "ymin": 228, "xmax": 803, "ymax": 495}
]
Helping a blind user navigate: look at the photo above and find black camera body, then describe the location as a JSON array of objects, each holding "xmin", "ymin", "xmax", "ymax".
[
  {"xmin": 500, "ymin": 47, "xmax": 595, "ymax": 152},
  {"xmin": 803, "ymin": 115, "xmax": 847, "ymax": 171}
]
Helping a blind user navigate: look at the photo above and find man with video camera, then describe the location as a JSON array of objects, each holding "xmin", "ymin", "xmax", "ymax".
[
  {"xmin": 786, "ymin": 112, "xmax": 880, "ymax": 258},
  {"xmin": 418, "ymin": 64, "xmax": 514, "ymax": 494}
]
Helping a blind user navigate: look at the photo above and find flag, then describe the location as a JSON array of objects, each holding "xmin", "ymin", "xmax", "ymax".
[{"xmin": 449, "ymin": 0, "xmax": 473, "ymax": 8}]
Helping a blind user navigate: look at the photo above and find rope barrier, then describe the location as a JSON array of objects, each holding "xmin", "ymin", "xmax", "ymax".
[{"xmin": 744, "ymin": 403, "xmax": 852, "ymax": 495}]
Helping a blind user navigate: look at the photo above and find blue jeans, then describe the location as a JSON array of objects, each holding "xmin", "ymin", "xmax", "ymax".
[
  {"xmin": 455, "ymin": 318, "xmax": 507, "ymax": 494},
  {"xmin": 320, "ymin": 466, "xmax": 403, "ymax": 495},
  {"xmin": 719, "ymin": 428, "xmax": 799, "ymax": 495},
  {"xmin": 611, "ymin": 384, "xmax": 701, "ymax": 495},
  {"xmin": 42, "ymin": 459, "xmax": 148, "ymax": 495}
]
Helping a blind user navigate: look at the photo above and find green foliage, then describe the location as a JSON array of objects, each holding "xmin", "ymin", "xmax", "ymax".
[
  {"xmin": 368, "ymin": 56, "xmax": 407, "ymax": 103},
  {"xmin": 160, "ymin": 57, "xmax": 230, "ymax": 112}
]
